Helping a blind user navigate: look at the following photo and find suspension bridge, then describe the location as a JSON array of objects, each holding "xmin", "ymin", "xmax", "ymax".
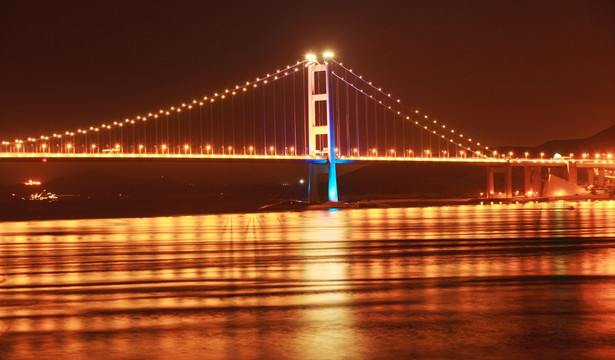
[{"xmin": 2, "ymin": 53, "xmax": 613, "ymax": 201}]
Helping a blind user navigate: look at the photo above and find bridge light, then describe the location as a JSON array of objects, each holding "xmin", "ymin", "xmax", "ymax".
[
  {"xmin": 305, "ymin": 53, "xmax": 317, "ymax": 62},
  {"xmin": 323, "ymin": 51, "xmax": 334, "ymax": 59}
]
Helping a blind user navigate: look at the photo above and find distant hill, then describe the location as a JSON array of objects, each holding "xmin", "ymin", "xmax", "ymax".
[{"xmin": 497, "ymin": 124, "xmax": 615, "ymax": 157}]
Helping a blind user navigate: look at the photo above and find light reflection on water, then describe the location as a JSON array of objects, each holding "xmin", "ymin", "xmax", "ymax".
[{"xmin": 1, "ymin": 201, "xmax": 615, "ymax": 359}]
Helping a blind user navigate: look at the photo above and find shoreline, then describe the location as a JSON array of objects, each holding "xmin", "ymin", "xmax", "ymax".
[{"xmin": 1, "ymin": 194, "xmax": 613, "ymax": 223}]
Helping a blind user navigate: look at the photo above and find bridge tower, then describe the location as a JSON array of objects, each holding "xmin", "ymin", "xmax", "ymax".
[{"xmin": 306, "ymin": 54, "xmax": 338, "ymax": 203}]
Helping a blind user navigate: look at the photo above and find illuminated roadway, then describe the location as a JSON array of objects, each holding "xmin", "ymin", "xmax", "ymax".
[{"xmin": 2, "ymin": 152, "xmax": 615, "ymax": 168}]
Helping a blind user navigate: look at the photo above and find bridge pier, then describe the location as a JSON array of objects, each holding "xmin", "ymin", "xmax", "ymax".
[
  {"xmin": 588, "ymin": 168, "xmax": 595, "ymax": 186},
  {"xmin": 524, "ymin": 166, "xmax": 543, "ymax": 197},
  {"xmin": 308, "ymin": 163, "xmax": 326, "ymax": 203},
  {"xmin": 598, "ymin": 168, "xmax": 606, "ymax": 187},
  {"xmin": 486, "ymin": 167, "xmax": 495, "ymax": 196},
  {"xmin": 505, "ymin": 163, "xmax": 512, "ymax": 198},
  {"xmin": 486, "ymin": 164, "xmax": 513, "ymax": 198},
  {"xmin": 567, "ymin": 162, "xmax": 578, "ymax": 185}
]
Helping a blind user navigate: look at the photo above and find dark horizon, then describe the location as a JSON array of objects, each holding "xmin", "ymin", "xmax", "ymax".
[{"xmin": 1, "ymin": 0, "xmax": 614, "ymax": 148}]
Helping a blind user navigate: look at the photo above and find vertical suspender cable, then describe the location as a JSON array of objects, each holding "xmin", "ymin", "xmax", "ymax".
[
  {"xmin": 292, "ymin": 69, "xmax": 297, "ymax": 154},
  {"xmin": 345, "ymin": 82, "xmax": 350, "ymax": 156},
  {"xmin": 364, "ymin": 94, "xmax": 368, "ymax": 154},
  {"xmin": 383, "ymin": 98, "xmax": 387, "ymax": 154},
  {"xmin": 252, "ymin": 87, "xmax": 256, "ymax": 151},
  {"xmin": 220, "ymin": 98, "xmax": 224, "ymax": 153},
  {"xmin": 355, "ymin": 89, "xmax": 359, "ymax": 156},
  {"xmin": 374, "ymin": 96, "xmax": 378, "ymax": 154},
  {"xmin": 283, "ymin": 76, "xmax": 287, "ymax": 154},
  {"xmin": 402, "ymin": 108, "xmax": 405, "ymax": 156},
  {"xmin": 231, "ymin": 95, "xmax": 235, "ymax": 154},
  {"xmin": 393, "ymin": 104, "xmax": 396, "ymax": 155},
  {"xmin": 273, "ymin": 80, "xmax": 277, "ymax": 155},
  {"xmin": 263, "ymin": 83, "xmax": 267, "ymax": 154},
  {"xmin": 335, "ymin": 79, "xmax": 341, "ymax": 156},
  {"xmin": 210, "ymin": 101, "xmax": 213, "ymax": 151},
  {"xmin": 242, "ymin": 91, "xmax": 246, "ymax": 154}
]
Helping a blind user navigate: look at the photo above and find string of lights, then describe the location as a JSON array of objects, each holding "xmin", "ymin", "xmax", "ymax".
[
  {"xmin": 331, "ymin": 60, "xmax": 497, "ymax": 159},
  {"xmin": 331, "ymin": 72, "xmax": 486, "ymax": 159},
  {"xmin": 2, "ymin": 59, "xmax": 311, "ymax": 156}
]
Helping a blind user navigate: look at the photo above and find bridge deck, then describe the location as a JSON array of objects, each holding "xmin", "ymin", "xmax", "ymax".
[{"xmin": 2, "ymin": 152, "xmax": 613, "ymax": 167}]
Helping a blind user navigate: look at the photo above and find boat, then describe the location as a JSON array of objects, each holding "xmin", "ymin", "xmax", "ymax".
[{"xmin": 27, "ymin": 189, "xmax": 59, "ymax": 202}]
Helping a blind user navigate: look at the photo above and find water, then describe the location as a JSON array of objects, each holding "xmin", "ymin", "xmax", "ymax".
[{"xmin": 1, "ymin": 201, "xmax": 615, "ymax": 359}]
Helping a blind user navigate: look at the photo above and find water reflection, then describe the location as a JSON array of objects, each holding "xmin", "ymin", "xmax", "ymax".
[{"xmin": 1, "ymin": 201, "xmax": 615, "ymax": 359}]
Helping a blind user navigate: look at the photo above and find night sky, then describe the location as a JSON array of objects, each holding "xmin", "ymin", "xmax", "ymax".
[{"xmin": 1, "ymin": 0, "xmax": 614, "ymax": 147}]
